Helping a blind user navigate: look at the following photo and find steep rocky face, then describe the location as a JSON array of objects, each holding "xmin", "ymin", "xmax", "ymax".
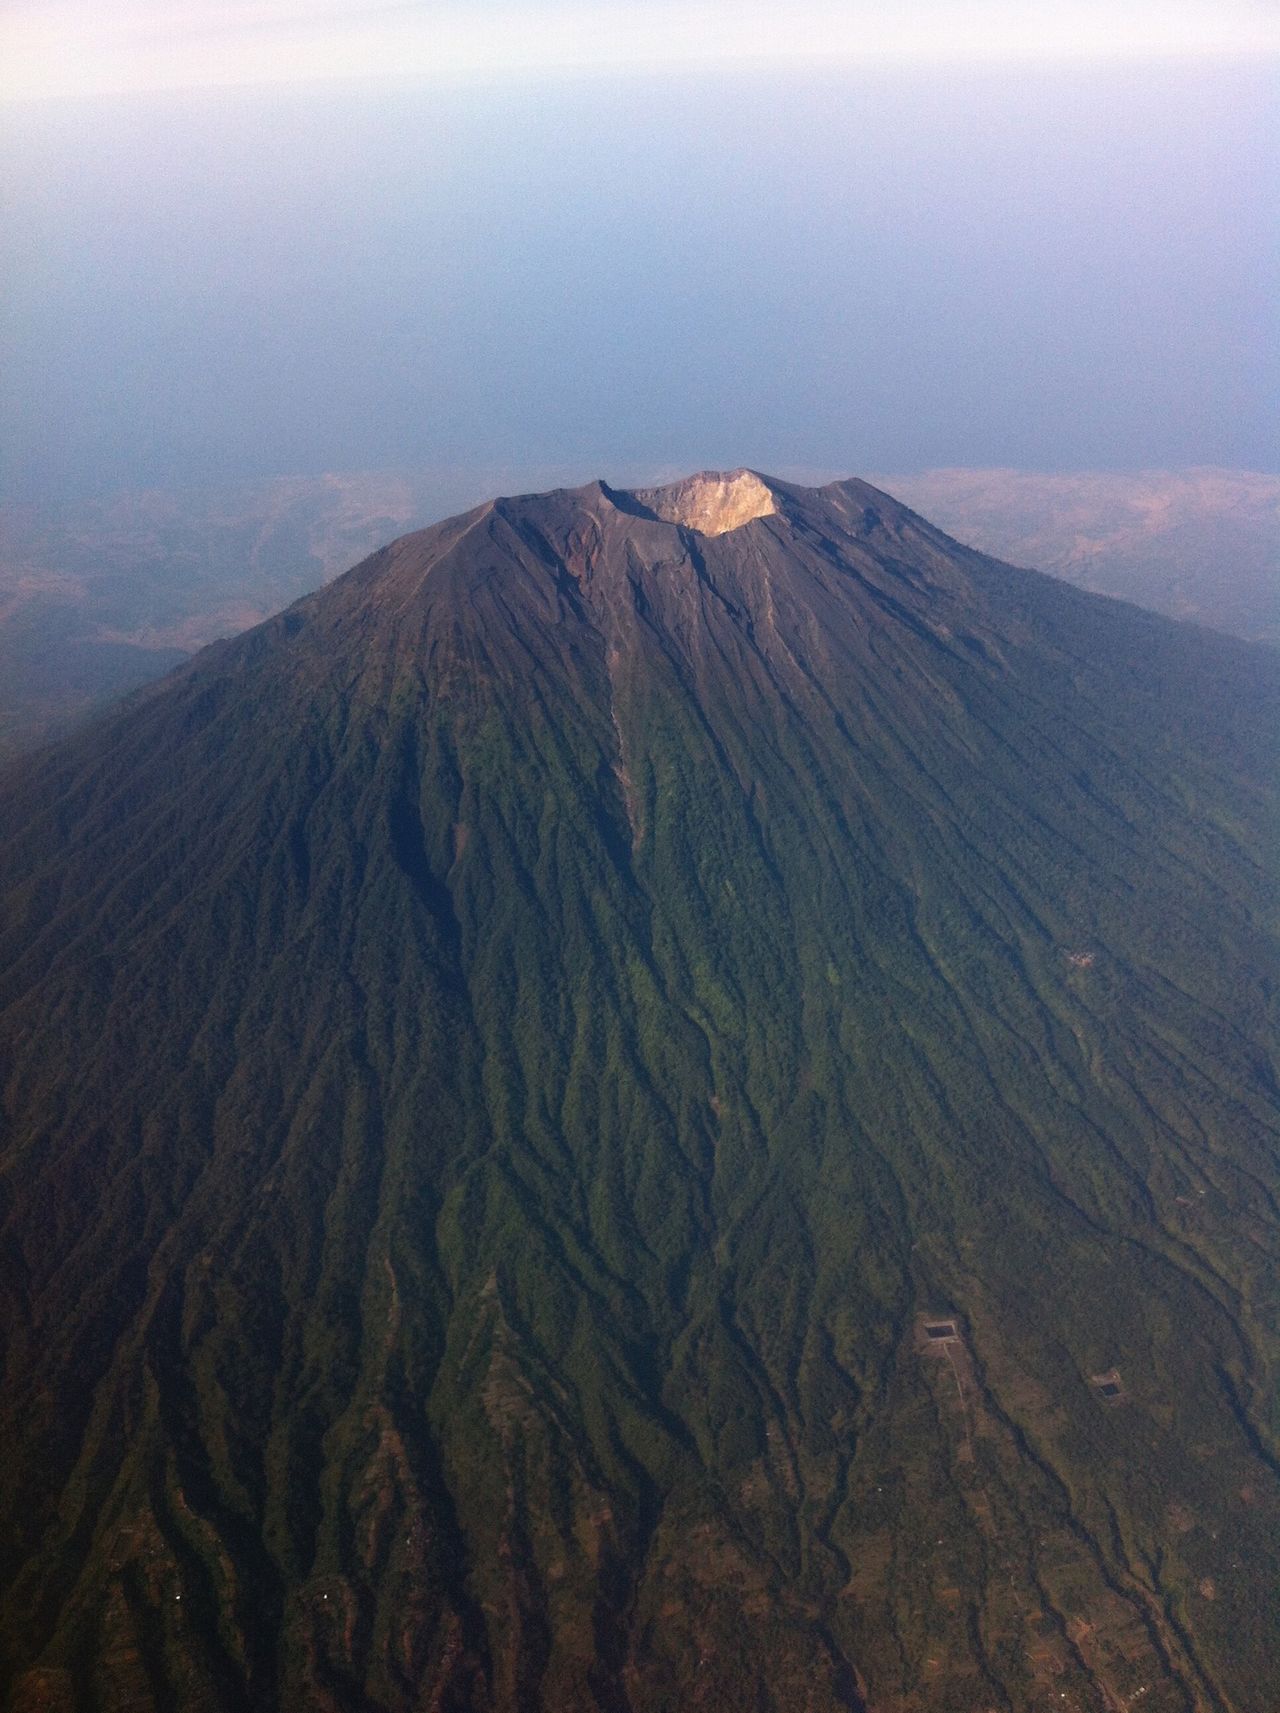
[{"xmin": 0, "ymin": 474, "xmax": 1277, "ymax": 1713}]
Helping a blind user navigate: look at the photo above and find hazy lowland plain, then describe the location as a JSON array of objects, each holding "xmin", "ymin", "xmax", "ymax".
[
  {"xmin": 0, "ymin": 470, "xmax": 1277, "ymax": 1710},
  {"xmin": 0, "ymin": 465, "xmax": 1275, "ymax": 752}
]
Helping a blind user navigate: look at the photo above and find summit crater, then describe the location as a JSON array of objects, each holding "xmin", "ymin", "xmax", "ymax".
[{"xmin": 623, "ymin": 467, "xmax": 779, "ymax": 535}]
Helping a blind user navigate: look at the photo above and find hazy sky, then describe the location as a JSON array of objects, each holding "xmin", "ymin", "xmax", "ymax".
[
  {"xmin": 5, "ymin": 2, "xmax": 1277, "ymax": 100},
  {"xmin": 1, "ymin": 7, "xmax": 1276, "ymax": 502}
]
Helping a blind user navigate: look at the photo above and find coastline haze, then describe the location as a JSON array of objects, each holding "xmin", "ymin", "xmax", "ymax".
[{"xmin": 2, "ymin": 58, "xmax": 1275, "ymax": 504}]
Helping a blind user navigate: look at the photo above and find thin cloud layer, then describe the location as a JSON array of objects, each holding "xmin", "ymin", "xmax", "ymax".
[{"xmin": 5, "ymin": 0, "xmax": 1278, "ymax": 100}]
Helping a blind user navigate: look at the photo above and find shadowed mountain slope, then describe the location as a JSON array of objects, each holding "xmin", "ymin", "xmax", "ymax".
[{"xmin": 0, "ymin": 472, "xmax": 1278, "ymax": 1712}]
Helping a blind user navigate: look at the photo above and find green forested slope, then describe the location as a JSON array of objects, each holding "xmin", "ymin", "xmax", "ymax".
[{"xmin": 0, "ymin": 474, "xmax": 1277, "ymax": 1712}]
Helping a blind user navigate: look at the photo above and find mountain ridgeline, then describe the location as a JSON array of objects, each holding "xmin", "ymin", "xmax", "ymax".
[{"xmin": 0, "ymin": 472, "xmax": 1277, "ymax": 1712}]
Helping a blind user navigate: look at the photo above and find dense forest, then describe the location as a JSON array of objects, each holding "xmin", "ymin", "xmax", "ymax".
[{"xmin": 1, "ymin": 474, "xmax": 1277, "ymax": 1711}]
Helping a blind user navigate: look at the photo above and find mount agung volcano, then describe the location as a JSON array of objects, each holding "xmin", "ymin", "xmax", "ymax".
[{"xmin": 1, "ymin": 470, "xmax": 1277, "ymax": 1713}]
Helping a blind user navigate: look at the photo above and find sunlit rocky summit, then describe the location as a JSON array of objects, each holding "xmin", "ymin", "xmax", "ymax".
[
  {"xmin": 1, "ymin": 473, "xmax": 1277, "ymax": 1712},
  {"xmin": 625, "ymin": 467, "xmax": 779, "ymax": 534}
]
